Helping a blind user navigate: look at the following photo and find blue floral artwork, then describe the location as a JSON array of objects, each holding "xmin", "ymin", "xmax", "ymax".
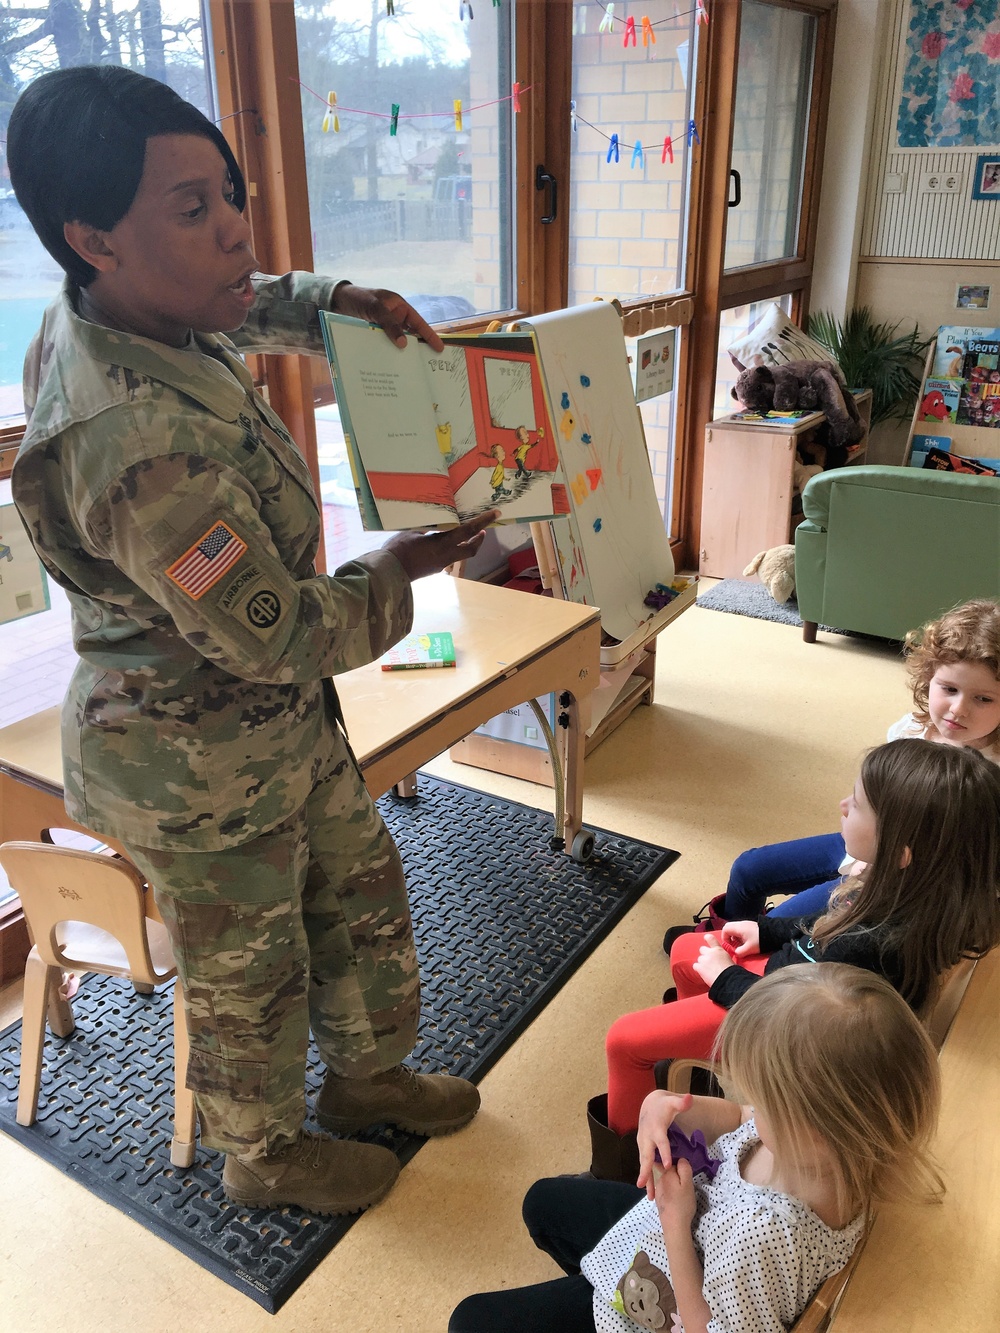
[{"xmin": 897, "ymin": 1, "xmax": 1000, "ymax": 148}]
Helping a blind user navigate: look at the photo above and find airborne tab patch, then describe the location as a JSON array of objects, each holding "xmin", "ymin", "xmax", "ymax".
[{"xmin": 166, "ymin": 521, "xmax": 248, "ymax": 600}]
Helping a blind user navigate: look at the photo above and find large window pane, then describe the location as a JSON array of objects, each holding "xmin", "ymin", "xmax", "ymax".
[
  {"xmin": 568, "ymin": 3, "xmax": 697, "ymax": 304},
  {"xmin": 713, "ymin": 297, "xmax": 793, "ymax": 419},
  {"xmin": 294, "ymin": 0, "xmax": 513, "ymax": 325},
  {"xmin": 0, "ymin": 0, "xmax": 213, "ymax": 423},
  {"xmin": 724, "ymin": 2, "xmax": 815, "ymax": 270}
]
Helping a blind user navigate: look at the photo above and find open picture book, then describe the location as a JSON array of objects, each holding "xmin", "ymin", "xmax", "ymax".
[{"xmin": 320, "ymin": 313, "xmax": 571, "ymax": 530}]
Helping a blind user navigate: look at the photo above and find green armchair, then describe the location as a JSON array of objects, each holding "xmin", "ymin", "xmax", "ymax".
[{"xmin": 794, "ymin": 466, "xmax": 1000, "ymax": 642}]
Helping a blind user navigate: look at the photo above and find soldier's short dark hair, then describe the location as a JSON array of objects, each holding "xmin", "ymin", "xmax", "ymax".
[{"xmin": 8, "ymin": 65, "xmax": 247, "ymax": 287}]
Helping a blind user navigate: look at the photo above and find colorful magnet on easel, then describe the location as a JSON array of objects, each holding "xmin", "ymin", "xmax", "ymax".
[
  {"xmin": 587, "ymin": 468, "xmax": 602, "ymax": 490},
  {"xmin": 593, "ymin": 518, "xmax": 602, "ymax": 533},
  {"xmin": 607, "ymin": 133, "xmax": 619, "ymax": 164},
  {"xmin": 390, "ymin": 104, "xmax": 400, "ymax": 136},
  {"xmin": 631, "ymin": 140, "xmax": 644, "ymax": 169},
  {"xmin": 641, "ymin": 15, "xmax": 655, "ymax": 45},
  {"xmin": 570, "ymin": 474, "xmax": 589, "ymax": 504},
  {"xmin": 560, "ymin": 409, "xmax": 577, "ymax": 440},
  {"xmin": 688, "ymin": 119, "xmax": 700, "ymax": 146},
  {"xmin": 662, "ymin": 135, "xmax": 674, "ymax": 164},
  {"xmin": 623, "ymin": 14, "xmax": 636, "ymax": 45},
  {"xmin": 561, "ymin": 391, "xmax": 571, "ymax": 409},
  {"xmin": 581, "ymin": 433, "xmax": 592, "ymax": 444},
  {"xmin": 599, "ymin": 3, "xmax": 614, "ymax": 34},
  {"xmin": 580, "ymin": 375, "xmax": 590, "ymax": 387}
]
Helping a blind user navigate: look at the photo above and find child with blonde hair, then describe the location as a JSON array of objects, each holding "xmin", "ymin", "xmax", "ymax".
[
  {"xmin": 450, "ymin": 965, "xmax": 942, "ymax": 1333},
  {"xmin": 664, "ymin": 597, "xmax": 1000, "ymax": 943},
  {"xmin": 595, "ymin": 738, "xmax": 1000, "ymax": 1148}
]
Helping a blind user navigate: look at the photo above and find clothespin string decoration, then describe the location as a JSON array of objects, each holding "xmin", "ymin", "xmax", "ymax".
[
  {"xmin": 696, "ymin": 0, "xmax": 709, "ymax": 25},
  {"xmin": 454, "ymin": 99, "xmax": 464, "ymax": 132},
  {"xmin": 599, "ymin": 2, "xmax": 615, "ymax": 34},
  {"xmin": 641, "ymin": 15, "xmax": 655, "ymax": 46},
  {"xmin": 662, "ymin": 135, "xmax": 674, "ymax": 164},
  {"xmin": 511, "ymin": 81, "xmax": 522, "ymax": 114},
  {"xmin": 687, "ymin": 119, "xmax": 700, "ymax": 146},
  {"xmin": 460, "ymin": 0, "xmax": 473, "ymax": 17},
  {"xmin": 321, "ymin": 91, "xmax": 339, "ymax": 134},
  {"xmin": 390, "ymin": 103, "xmax": 400, "ymax": 136},
  {"xmin": 623, "ymin": 14, "xmax": 636, "ymax": 46},
  {"xmin": 606, "ymin": 132, "xmax": 620, "ymax": 163},
  {"xmin": 386, "ymin": 0, "xmax": 394, "ymax": 14},
  {"xmin": 631, "ymin": 139, "xmax": 644, "ymax": 169}
]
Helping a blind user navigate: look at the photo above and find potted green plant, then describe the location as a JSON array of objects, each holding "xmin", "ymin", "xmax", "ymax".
[{"xmin": 807, "ymin": 307, "xmax": 933, "ymax": 429}]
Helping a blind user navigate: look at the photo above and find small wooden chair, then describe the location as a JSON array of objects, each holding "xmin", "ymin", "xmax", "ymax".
[{"xmin": 0, "ymin": 840, "xmax": 197, "ymax": 1167}]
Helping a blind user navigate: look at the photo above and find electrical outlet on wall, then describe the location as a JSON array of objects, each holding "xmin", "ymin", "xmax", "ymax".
[{"xmin": 919, "ymin": 170, "xmax": 964, "ymax": 194}]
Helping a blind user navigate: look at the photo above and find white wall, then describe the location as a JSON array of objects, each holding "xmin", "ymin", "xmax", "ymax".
[{"xmin": 809, "ymin": 0, "xmax": 888, "ymax": 319}]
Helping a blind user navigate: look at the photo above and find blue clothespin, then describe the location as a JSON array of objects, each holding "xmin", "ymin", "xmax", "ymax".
[
  {"xmin": 631, "ymin": 139, "xmax": 644, "ymax": 168},
  {"xmin": 606, "ymin": 133, "xmax": 619, "ymax": 164},
  {"xmin": 687, "ymin": 119, "xmax": 700, "ymax": 146}
]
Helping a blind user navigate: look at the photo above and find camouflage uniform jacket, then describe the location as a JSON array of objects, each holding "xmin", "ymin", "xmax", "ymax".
[{"xmin": 13, "ymin": 274, "xmax": 413, "ymax": 852}]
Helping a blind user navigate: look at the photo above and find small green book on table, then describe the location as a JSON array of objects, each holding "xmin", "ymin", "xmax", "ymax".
[{"xmin": 380, "ymin": 632, "xmax": 457, "ymax": 671}]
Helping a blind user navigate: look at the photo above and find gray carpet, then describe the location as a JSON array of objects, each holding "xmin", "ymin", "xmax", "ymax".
[
  {"xmin": 697, "ymin": 581, "xmax": 894, "ymax": 642},
  {"xmin": 697, "ymin": 579, "xmax": 809, "ymax": 626}
]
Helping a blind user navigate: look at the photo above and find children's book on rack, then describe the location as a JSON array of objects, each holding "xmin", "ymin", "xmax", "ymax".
[
  {"xmin": 320, "ymin": 313, "xmax": 571, "ymax": 531},
  {"xmin": 927, "ymin": 327, "xmax": 1000, "ymax": 429}
]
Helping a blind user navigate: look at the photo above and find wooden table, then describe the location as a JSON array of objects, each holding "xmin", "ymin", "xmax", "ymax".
[
  {"xmin": 828, "ymin": 946, "xmax": 1000, "ymax": 1330},
  {"xmin": 0, "ymin": 574, "xmax": 601, "ymax": 859}
]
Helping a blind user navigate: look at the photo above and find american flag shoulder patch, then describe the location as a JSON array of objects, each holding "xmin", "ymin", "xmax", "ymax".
[{"xmin": 165, "ymin": 521, "xmax": 249, "ymax": 600}]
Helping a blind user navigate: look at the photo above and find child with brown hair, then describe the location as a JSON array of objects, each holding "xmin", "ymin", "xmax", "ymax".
[
  {"xmin": 450, "ymin": 965, "xmax": 942, "ymax": 1333},
  {"xmin": 597, "ymin": 738, "xmax": 1000, "ymax": 1146}
]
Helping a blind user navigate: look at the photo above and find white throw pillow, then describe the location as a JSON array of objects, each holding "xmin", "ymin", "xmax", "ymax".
[{"xmin": 727, "ymin": 303, "xmax": 834, "ymax": 369}]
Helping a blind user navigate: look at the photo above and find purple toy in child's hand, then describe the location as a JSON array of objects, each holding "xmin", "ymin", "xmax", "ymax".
[{"xmin": 654, "ymin": 1126, "xmax": 722, "ymax": 1180}]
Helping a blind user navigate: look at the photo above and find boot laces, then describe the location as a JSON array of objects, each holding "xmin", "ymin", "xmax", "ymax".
[{"xmin": 281, "ymin": 1131, "xmax": 326, "ymax": 1169}]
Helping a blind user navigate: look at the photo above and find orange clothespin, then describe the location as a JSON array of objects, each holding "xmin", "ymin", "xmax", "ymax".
[
  {"xmin": 661, "ymin": 135, "xmax": 673, "ymax": 164},
  {"xmin": 321, "ymin": 91, "xmax": 339, "ymax": 134},
  {"xmin": 511, "ymin": 81, "xmax": 522, "ymax": 113},
  {"xmin": 454, "ymin": 99, "xmax": 464, "ymax": 131},
  {"xmin": 641, "ymin": 16, "xmax": 655, "ymax": 45},
  {"xmin": 599, "ymin": 2, "xmax": 614, "ymax": 34},
  {"xmin": 623, "ymin": 14, "xmax": 636, "ymax": 46}
]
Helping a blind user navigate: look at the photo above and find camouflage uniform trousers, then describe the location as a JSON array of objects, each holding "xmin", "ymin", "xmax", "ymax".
[{"xmin": 123, "ymin": 730, "xmax": 419, "ymax": 1160}]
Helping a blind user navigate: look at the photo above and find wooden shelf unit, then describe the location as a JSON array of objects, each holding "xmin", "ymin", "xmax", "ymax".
[{"xmin": 699, "ymin": 390, "xmax": 873, "ymax": 580}]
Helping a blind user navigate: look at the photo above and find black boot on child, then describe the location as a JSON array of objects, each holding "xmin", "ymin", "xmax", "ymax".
[{"xmin": 586, "ymin": 1093, "xmax": 640, "ymax": 1184}]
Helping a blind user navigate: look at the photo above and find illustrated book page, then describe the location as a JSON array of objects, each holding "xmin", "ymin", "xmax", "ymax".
[{"xmin": 320, "ymin": 313, "xmax": 569, "ymax": 530}]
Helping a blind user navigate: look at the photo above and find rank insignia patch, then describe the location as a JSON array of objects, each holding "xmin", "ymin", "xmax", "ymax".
[{"xmin": 166, "ymin": 521, "xmax": 248, "ymax": 599}]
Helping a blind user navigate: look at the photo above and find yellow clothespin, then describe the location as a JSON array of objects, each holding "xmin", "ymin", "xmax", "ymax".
[
  {"xmin": 321, "ymin": 91, "xmax": 339, "ymax": 134},
  {"xmin": 454, "ymin": 99, "xmax": 463, "ymax": 131}
]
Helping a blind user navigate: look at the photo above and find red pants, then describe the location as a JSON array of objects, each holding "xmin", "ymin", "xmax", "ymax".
[{"xmin": 605, "ymin": 933, "xmax": 767, "ymax": 1135}]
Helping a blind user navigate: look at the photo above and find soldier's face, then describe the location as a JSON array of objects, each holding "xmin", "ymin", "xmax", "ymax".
[{"xmin": 83, "ymin": 134, "xmax": 258, "ymax": 345}]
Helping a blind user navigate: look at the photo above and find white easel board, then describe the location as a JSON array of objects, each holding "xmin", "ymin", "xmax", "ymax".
[{"xmin": 514, "ymin": 303, "xmax": 676, "ymax": 644}]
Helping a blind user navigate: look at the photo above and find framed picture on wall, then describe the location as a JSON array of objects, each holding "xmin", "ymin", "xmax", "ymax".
[{"xmin": 972, "ymin": 156, "xmax": 1000, "ymax": 201}]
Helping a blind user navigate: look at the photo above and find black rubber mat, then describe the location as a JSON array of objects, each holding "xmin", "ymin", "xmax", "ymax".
[{"xmin": 0, "ymin": 773, "xmax": 677, "ymax": 1312}]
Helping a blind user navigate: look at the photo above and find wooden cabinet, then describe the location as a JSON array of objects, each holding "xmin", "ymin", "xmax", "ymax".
[{"xmin": 699, "ymin": 390, "xmax": 872, "ymax": 579}]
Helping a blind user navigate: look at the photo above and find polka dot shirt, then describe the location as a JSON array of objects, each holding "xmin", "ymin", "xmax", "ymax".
[{"xmin": 580, "ymin": 1116, "xmax": 864, "ymax": 1333}]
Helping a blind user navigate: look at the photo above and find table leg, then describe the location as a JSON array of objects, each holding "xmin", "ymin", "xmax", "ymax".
[{"xmin": 559, "ymin": 689, "xmax": 591, "ymax": 861}]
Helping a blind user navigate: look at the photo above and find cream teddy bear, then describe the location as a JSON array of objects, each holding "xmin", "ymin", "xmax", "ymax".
[{"xmin": 743, "ymin": 545, "xmax": 796, "ymax": 604}]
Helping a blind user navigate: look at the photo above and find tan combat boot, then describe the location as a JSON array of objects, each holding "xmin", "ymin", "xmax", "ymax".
[
  {"xmin": 222, "ymin": 1131, "xmax": 399, "ymax": 1215},
  {"xmin": 316, "ymin": 1064, "xmax": 481, "ymax": 1137}
]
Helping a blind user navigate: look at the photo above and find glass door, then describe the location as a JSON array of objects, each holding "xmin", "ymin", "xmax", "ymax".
[{"xmin": 724, "ymin": 1, "xmax": 816, "ymax": 272}]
